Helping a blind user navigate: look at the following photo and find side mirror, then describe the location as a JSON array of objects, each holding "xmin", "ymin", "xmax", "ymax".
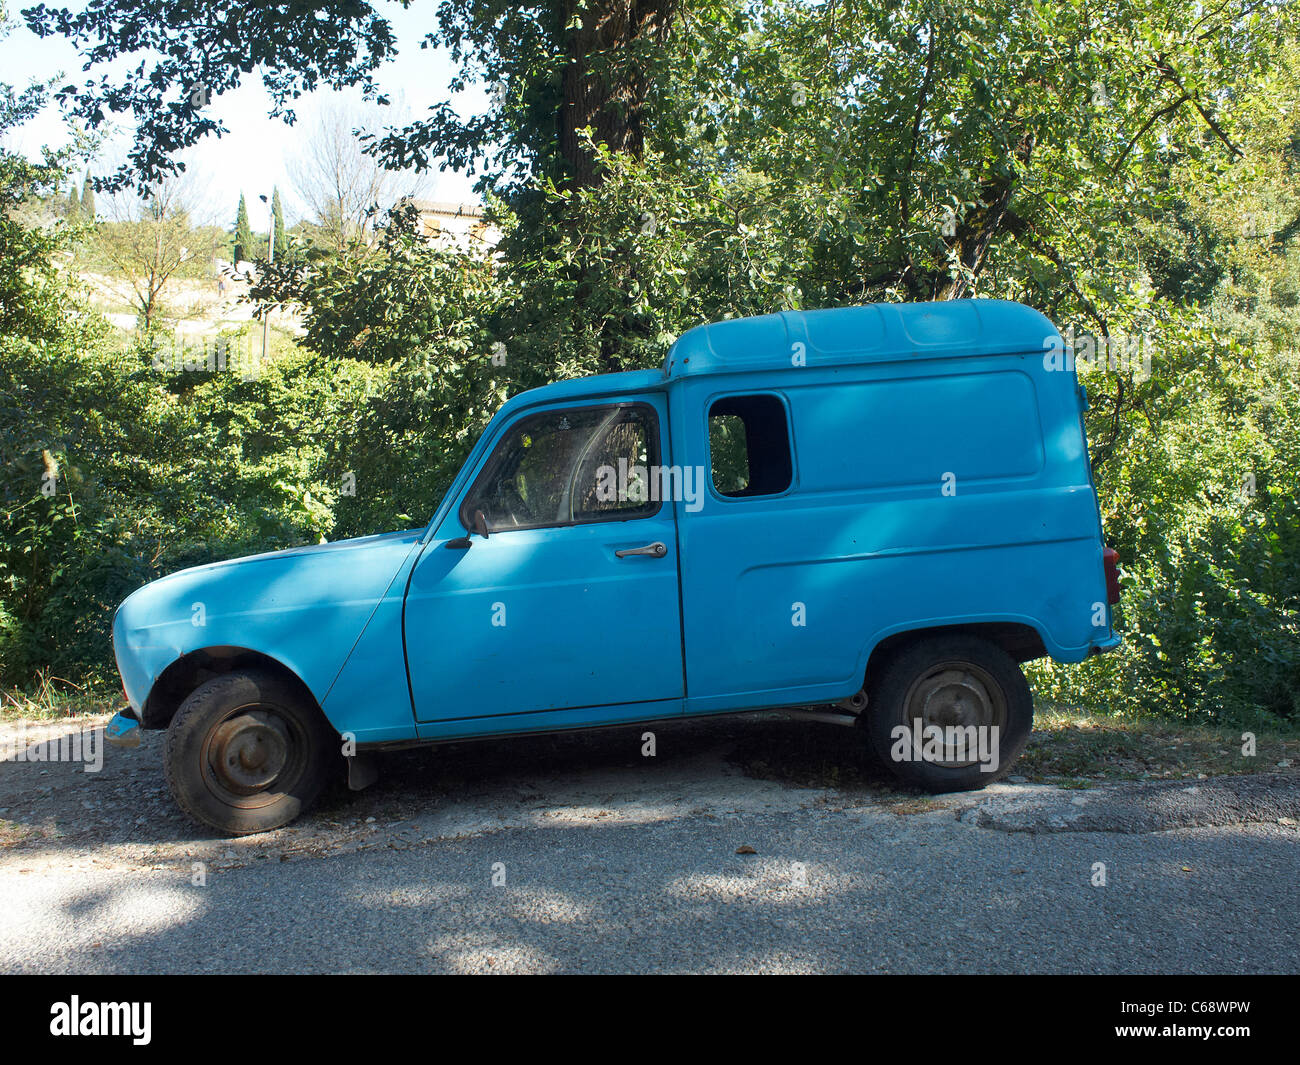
[{"xmin": 473, "ymin": 509, "xmax": 491, "ymax": 539}]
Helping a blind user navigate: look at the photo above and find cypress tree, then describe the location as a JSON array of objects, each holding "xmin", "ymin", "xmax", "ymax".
[
  {"xmin": 68, "ymin": 182, "xmax": 80, "ymax": 216},
  {"xmin": 234, "ymin": 193, "xmax": 253, "ymax": 263},
  {"xmin": 271, "ymin": 186, "xmax": 288, "ymax": 261},
  {"xmin": 80, "ymin": 173, "xmax": 95, "ymax": 220}
]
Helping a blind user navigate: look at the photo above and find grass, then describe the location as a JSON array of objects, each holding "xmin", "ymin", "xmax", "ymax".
[
  {"xmin": 0, "ymin": 673, "xmax": 118, "ymax": 722},
  {"xmin": 1019, "ymin": 705, "xmax": 1298, "ymax": 785},
  {"xmin": 725, "ymin": 706, "xmax": 1299, "ymax": 792}
]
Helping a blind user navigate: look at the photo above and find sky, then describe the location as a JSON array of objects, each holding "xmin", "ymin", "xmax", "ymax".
[{"xmin": 0, "ymin": 1, "xmax": 486, "ymax": 228}]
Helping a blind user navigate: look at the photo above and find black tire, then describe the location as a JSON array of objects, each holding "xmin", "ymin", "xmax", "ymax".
[
  {"xmin": 163, "ymin": 669, "xmax": 337, "ymax": 835},
  {"xmin": 861, "ymin": 634, "xmax": 1032, "ymax": 792}
]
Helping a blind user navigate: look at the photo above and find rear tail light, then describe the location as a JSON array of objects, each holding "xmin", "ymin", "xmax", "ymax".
[{"xmin": 1103, "ymin": 547, "xmax": 1121, "ymax": 605}]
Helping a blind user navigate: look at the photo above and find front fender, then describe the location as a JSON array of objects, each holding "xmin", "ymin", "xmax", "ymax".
[{"xmin": 113, "ymin": 531, "xmax": 423, "ymax": 722}]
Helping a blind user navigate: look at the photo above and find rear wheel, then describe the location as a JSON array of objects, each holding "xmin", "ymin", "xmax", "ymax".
[
  {"xmin": 164, "ymin": 670, "xmax": 337, "ymax": 835},
  {"xmin": 862, "ymin": 634, "xmax": 1032, "ymax": 792}
]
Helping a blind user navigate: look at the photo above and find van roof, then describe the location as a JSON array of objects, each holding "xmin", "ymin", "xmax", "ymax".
[
  {"xmin": 501, "ymin": 300, "xmax": 1060, "ymax": 412},
  {"xmin": 664, "ymin": 299, "xmax": 1059, "ymax": 378}
]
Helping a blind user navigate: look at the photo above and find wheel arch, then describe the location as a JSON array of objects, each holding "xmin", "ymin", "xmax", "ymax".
[
  {"xmin": 864, "ymin": 621, "xmax": 1047, "ymax": 682},
  {"xmin": 142, "ymin": 646, "xmax": 326, "ymax": 731}
]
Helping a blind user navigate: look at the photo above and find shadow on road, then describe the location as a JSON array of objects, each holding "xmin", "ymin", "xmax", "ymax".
[{"xmin": 0, "ymin": 711, "xmax": 896, "ymax": 858}]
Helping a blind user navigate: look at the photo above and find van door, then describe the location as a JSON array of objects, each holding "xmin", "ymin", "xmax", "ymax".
[{"xmin": 403, "ymin": 396, "xmax": 685, "ymax": 726}]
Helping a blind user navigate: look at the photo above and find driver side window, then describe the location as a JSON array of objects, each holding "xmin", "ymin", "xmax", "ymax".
[{"xmin": 461, "ymin": 404, "xmax": 660, "ymax": 532}]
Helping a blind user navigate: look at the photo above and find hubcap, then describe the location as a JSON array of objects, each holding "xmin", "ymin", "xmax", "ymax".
[
  {"xmin": 904, "ymin": 662, "xmax": 1006, "ymax": 767},
  {"xmin": 210, "ymin": 712, "xmax": 290, "ymax": 795}
]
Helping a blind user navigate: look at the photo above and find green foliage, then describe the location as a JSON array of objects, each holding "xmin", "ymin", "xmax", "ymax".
[
  {"xmin": 1, "ymin": 327, "xmax": 175, "ymax": 685},
  {"xmin": 0, "ymin": 316, "xmax": 390, "ymax": 687},
  {"xmin": 91, "ymin": 181, "xmax": 221, "ymax": 327},
  {"xmin": 1030, "ymin": 327, "xmax": 1300, "ymax": 726},
  {"xmin": 250, "ymin": 208, "xmax": 511, "ymax": 537},
  {"xmin": 5, "ymin": 0, "xmax": 1300, "ymax": 730},
  {"xmin": 271, "ymin": 186, "xmax": 288, "ymax": 261},
  {"xmin": 79, "ymin": 171, "xmax": 93, "ymax": 220},
  {"xmin": 24, "ymin": 0, "xmax": 400, "ymax": 192},
  {"xmin": 233, "ymin": 192, "xmax": 253, "ymax": 263}
]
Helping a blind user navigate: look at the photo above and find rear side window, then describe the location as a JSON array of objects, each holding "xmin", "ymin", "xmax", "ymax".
[{"xmin": 708, "ymin": 394, "xmax": 793, "ymax": 497}]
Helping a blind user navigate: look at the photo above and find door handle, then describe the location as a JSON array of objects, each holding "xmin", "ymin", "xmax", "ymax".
[{"xmin": 615, "ymin": 541, "xmax": 667, "ymax": 559}]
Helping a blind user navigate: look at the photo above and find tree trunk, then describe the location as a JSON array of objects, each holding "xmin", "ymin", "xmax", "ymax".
[
  {"xmin": 558, "ymin": 0, "xmax": 676, "ymax": 189},
  {"xmin": 935, "ymin": 130, "xmax": 1037, "ymax": 300}
]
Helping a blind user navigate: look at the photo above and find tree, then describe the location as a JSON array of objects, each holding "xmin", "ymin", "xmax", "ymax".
[
  {"xmin": 24, "ymin": 1, "xmax": 683, "ymax": 195},
  {"xmin": 21, "ymin": 0, "xmax": 698, "ymax": 375},
  {"xmin": 96, "ymin": 176, "xmax": 218, "ymax": 328},
  {"xmin": 271, "ymin": 186, "xmax": 288, "ymax": 260},
  {"xmin": 0, "ymin": 11, "xmax": 79, "ymax": 342},
  {"xmin": 66, "ymin": 180, "xmax": 78, "ymax": 216},
  {"xmin": 233, "ymin": 192, "xmax": 253, "ymax": 264},
  {"xmin": 79, "ymin": 171, "xmax": 94, "ymax": 220},
  {"xmin": 366, "ymin": 0, "xmax": 680, "ymax": 193},
  {"xmin": 286, "ymin": 97, "xmax": 427, "ymax": 252}
]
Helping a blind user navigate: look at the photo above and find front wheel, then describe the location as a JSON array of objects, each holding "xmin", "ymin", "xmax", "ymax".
[
  {"xmin": 164, "ymin": 670, "xmax": 337, "ymax": 835},
  {"xmin": 862, "ymin": 635, "xmax": 1033, "ymax": 792}
]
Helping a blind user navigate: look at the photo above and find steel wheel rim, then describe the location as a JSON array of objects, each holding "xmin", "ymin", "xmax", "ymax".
[
  {"xmin": 200, "ymin": 701, "xmax": 310, "ymax": 809},
  {"xmin": 901, "ymin": 660, "xmax": 1007, "ymax": 768}
]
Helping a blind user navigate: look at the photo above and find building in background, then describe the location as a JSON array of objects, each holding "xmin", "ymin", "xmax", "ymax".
[{"xmin": 399, "ymin": 200, "xmax": 501, "ymax": 254}]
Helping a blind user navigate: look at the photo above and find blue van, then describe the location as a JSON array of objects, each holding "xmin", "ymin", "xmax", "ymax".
[{"xmin": 109, "ymin": 299, "xmax": 1120, "ymax": 834}]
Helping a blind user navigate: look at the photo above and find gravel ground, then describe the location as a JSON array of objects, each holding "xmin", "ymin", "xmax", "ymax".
[{"xmin": 1, "ymin": 713, "xmax": 1297, "ymax": 974}]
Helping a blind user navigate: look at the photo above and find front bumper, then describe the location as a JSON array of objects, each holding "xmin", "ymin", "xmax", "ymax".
[{"xmin": 104, "ymin": 707, "xmax": 142, "ymax": 749}]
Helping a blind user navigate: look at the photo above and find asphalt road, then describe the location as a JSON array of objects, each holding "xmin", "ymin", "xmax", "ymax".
[{"xmin": 1, "ymin": 714, "xmax": 1297, "ymax": 974}]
